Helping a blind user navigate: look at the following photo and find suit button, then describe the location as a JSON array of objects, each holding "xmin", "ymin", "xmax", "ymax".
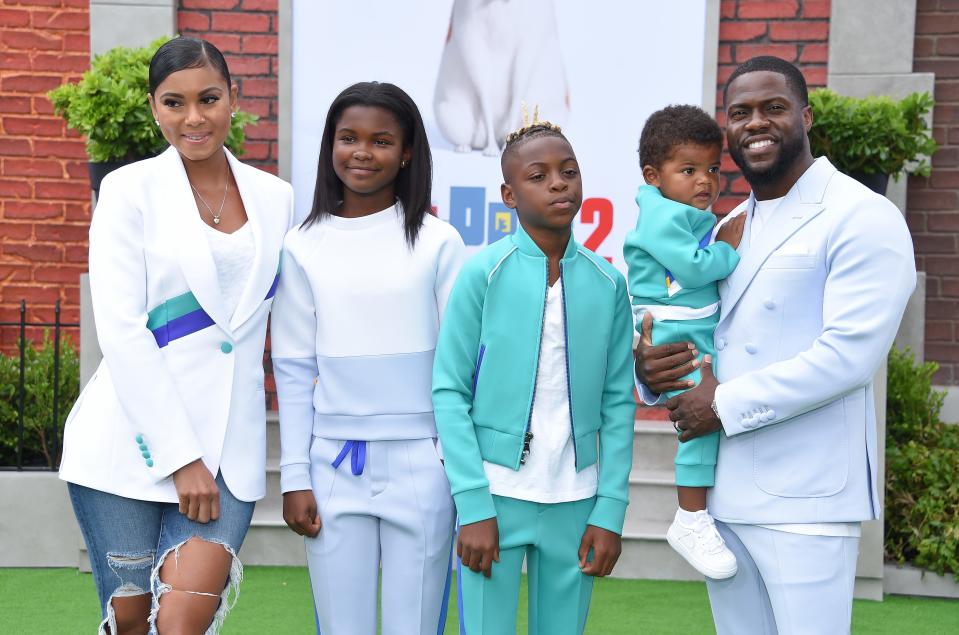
[
  {"xmin": 141, "ymin": 450, "xmax": 151, "ymax": 458},
  {"xmin": 138, "ymin": 443, "xmax": 148, "ymax": 451},
  {"xmin": 135, "ymin": 434, "xmax": 143, "ymax": 444},
  {"xmin": 716, "ymin": 338, "xmax": 727, "ymax": 351},
  {"xmin": 767, "ymin": 409, "xmax": 776, "ymax": 420},
  {"xmin": 145, "ymin": 459, "xmax": 154, "ymax": 468},
  {"xmin": 745, "ymin": 343, "xmax": 757, "ymax": 354},
  {"xmin": 763, "ymin": 299, "xmax": 776, "ymax": 309},
  {"xmin": 220, "ymin": 341, "xmax": 233, "ymax": 354}
]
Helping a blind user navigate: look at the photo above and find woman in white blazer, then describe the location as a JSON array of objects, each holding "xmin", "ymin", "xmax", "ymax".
[{"xmin": 58, "ymin": 37, "xmax": 293, "ymax": 635}]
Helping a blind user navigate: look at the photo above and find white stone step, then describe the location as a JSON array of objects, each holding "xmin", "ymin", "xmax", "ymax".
[
  {"xmin": 239, "ymin": 519, "xmax": 307, "ymax": 566},
  {"xmin": 625, "ymin": 468, "xmax": 679, "ymax": 528},
  {"xmin": 632, "ymin": 418, "xmax": 679, "ymax": 472},
  {"xmin": 253, "ymin": 483, "xmax": 284, "ymax": 524}
]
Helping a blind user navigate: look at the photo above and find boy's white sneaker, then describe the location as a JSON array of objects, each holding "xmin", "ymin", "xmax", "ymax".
[{"xmin": 666, "ymin": 509, "xmax": 738, "ymax": 580}]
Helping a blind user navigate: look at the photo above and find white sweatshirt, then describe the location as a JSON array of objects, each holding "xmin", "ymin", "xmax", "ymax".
[{"xmin": 270, "ymin": 204, "xmax": 466, "ymax": 492}]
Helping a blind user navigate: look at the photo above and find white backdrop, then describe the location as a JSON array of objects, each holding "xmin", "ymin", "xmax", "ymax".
[{"xmin": 291, "ymin": 1, "xmax": 708, "ymax": 273}]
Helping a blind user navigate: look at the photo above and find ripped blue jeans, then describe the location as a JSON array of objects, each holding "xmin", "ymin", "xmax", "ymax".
[{"xmin": 67, "ymin": 472, "xmax": 254, "ymax": 634}]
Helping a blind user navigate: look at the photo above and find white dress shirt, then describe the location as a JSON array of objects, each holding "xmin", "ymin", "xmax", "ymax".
[{"xmin": 485, "ymin": 280, "xmax": 599, "ymax": 503}]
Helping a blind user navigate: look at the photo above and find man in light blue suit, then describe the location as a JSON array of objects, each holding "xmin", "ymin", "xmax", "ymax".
[{"xmin": 637, "ymin": 56, "xmax": 917, "ymax": 634}]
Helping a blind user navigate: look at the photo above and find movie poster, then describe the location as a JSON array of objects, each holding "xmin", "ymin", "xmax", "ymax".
[{"xmin": 291, "ymin": 0, "xmax": 709, "ymax": 272}]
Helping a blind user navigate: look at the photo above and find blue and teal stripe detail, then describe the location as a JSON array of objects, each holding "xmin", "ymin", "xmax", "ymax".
[
  {"xmin": 147, "ymin": 268, "xmax": 280, "ymax": 348},
  {"xmin": 147, "ymin": 291, "xmax": 214, "ymax": 349}
]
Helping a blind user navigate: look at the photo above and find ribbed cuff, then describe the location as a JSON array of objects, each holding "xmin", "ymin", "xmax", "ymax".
[
  {"xmin": 586, "ymin": 495, "xmax": 627, "ymax": 535},
  {"xmin": 280, "ymin": 463, "xmax": 312, "ymax": 493},
  {"xmin": 453, "ymin": 486, "xmax": 497, "ymax": 525}
]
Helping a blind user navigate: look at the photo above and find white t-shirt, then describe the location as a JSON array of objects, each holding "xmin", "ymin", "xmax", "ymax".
[
  {"xmin": 204, "ymin": 222, "xmax": 254, "ymax": 319},
  {"xmin": 484, "ymin": 279, "xmax": 598, "ymax": 503},
  {"xmin": 749, "ymin": 195, "xmax": 786, "ymax": 242}
]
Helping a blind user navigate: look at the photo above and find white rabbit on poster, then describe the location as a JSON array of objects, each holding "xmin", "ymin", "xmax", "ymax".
[{"xmin": 434, "ymin": 0, "xmax": 570, "ymax": 156}]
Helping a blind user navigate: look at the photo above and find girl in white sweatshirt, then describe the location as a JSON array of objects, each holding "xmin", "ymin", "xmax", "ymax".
[{"xmin": 270, "ymin": 81, "xmax": 466, "ymax": 635}]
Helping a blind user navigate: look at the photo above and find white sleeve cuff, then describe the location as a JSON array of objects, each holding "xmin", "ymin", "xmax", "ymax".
[
  {"xmin": 634, "ymin": 370, "xmax": 664, "ymax": 406},
  {"xmin": 280, "ymin": 463, "xmax": 312, "ymax": 493}
]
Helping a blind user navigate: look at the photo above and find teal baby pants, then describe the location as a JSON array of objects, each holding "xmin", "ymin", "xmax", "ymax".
[
  {"xmin": 650, "ymin": 313, "xmax": 720, "ymax": 487},
  {"xmin": 457, "ymin": 495, "xmax": 595, "ymax": 634}
]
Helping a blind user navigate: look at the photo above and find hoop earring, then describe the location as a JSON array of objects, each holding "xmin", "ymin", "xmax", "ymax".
[
  {"xmin": 231, "ymin": 112, "xmax": 236, "ymax": 119},
  {"xmin": 154, "ymin": 119, "xmax": 159, "ymax": 126},
  {"xmin": 400, "ymin": 161, "xmax": 407, "ymax": 168}
]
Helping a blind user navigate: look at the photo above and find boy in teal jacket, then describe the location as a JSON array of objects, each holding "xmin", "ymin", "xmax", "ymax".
[
  {"xmin": 432, "ymin": 117, "xmax": 636, "ymax": 634},
  {"xmin": 624, "ymin": 105, "xmax": 744, "ymax": 580}
]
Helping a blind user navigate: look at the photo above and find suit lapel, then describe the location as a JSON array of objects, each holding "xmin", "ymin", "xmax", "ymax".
[
  {"xmin": 719, "ymin": 157, "xmax": 836, "ymax": 325},
  {"xmin": 227, "ymin": 151, "xmax": 279, "ymax": 331},
  {"xmin": 164, "ymin": 146, "xmax": 233, "ymax": 335}
]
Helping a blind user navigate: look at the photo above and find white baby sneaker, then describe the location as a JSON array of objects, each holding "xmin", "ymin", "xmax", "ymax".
[{"xmin": 666, "ymin": 508, "xmax": 738, "ymax": 580}]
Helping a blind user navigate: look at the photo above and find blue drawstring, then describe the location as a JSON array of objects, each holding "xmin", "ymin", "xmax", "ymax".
[{"xmin": 331, "ymin": 440, "xmax": 366, "ymax": 475}]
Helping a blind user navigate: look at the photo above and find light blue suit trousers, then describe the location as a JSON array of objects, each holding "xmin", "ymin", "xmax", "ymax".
[{"xmin": 707, "ymin": 522, "xmax": 859, "ymax": 635}]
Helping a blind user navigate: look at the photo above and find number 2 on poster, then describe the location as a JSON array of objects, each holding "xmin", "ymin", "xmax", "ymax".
[{"xmin": 582, "ymin": 197, "xmax": 613, "ymax": 263}]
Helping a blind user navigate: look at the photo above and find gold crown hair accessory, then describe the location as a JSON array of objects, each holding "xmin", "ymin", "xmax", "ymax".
[{"xmin": 505, "ymin": 101, "xmax": 562, "ymax": 144}]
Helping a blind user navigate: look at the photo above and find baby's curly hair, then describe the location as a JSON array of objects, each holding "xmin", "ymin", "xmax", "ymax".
[{"xmin": 638, "ymin": 105, "xmax": 723, "ymax": 169}]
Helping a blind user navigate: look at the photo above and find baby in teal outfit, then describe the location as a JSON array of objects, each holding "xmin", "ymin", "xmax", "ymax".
[{"xmin": 624, "ymin": 105, "xmax": 745, "ymax": 580}]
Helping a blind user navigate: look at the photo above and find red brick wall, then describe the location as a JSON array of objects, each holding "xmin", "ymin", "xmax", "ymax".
[
  {"xmin": 910, "ymin": 0, "xmax": 959, "ymax": 385},
  {"xmin": 178, "ymin": 0, "xmax": 280, "ymax": 174},
  {"xmin": 0, "ymin": 0, "xmax": 90, "ymax": 345},
  {"xmin": 714, "ymin": 0, "xmax": 831, "ymax": 213}
]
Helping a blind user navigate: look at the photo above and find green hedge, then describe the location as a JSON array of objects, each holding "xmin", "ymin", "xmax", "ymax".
[
  {"xmin": 885, "ymin": 347, "xmax": 959, "ymax": 580},
  {"xmin": 808, "ymin": 89, "xmax": 937, "ymax": 180},
  {"xmin": 0, "ymin": 333, "xmax": 79, "ymax": 469}
]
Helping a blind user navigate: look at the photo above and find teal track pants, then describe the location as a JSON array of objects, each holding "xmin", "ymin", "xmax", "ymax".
[
  {"xmin": 650, "ymin": 314, "xmax": 720, "ymax": 487},
  {"xmin": 457, "ymin": 495, "xmax": 596, "ymax": 634}
]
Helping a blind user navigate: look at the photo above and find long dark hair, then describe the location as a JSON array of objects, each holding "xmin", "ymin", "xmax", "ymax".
[
  {"xmin": 304, "ymin": 82, "xmax": 433, "ymax": 247},
  {"xmin": 149, "ymin": 37, "xmax": 231, "ymax": 95}
]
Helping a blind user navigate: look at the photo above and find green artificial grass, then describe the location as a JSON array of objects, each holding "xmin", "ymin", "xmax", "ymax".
[{"xmin": 0, "ymin": 567, "xmax": 956, "ymax": 634}]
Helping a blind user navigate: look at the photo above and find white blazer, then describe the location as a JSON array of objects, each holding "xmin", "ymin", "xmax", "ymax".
[
  {"xmin": 59, "ymin": 146, "xmax": 294, "ymax": 503},
  {"xmin": 709, "ymin": 157, "xmax": 916, "ymax": 524}
]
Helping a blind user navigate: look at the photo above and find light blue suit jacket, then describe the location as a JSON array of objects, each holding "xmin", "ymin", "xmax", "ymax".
[{"xmin": 708, "ymin": 157, "xmax": 915, "ymax": 524}]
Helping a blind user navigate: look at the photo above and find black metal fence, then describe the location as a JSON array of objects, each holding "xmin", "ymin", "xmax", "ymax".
[{"xmin": 0, "ymin": 300, "xmax": 79, "ymax": 471}]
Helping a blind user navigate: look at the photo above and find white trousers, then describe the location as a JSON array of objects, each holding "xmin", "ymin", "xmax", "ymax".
[
  {"xmin": 706, "ymin": 522, "xmax": 860, "ymax": 635},
  {"xmin": 305, "ymin": 437, "xmax": 456, "ymax": 635}
]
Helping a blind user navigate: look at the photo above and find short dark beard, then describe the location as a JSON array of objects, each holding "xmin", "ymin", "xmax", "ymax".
[{"xmin": 729, "ymin": 131, "xmax": 805, "ymax": 189}]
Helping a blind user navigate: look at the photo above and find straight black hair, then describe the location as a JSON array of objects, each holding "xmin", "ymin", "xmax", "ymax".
[
  {"xmin": 304, "ymin": 82, "xmax": 433, "ymax": 247},
  {"xmin": 149, "ymin": 37, "xmax": 232, "ymax": 95}
]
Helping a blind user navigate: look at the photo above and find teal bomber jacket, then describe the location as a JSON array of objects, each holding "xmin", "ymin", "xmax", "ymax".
[{"xmin": 432, "ymin": 224, "xmax": 636, "ymax": 534}]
